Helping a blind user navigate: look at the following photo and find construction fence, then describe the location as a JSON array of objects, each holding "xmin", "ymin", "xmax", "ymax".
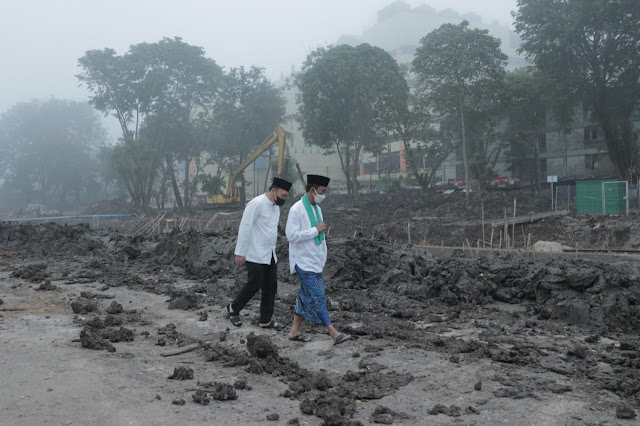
[{"xmin": 556, "ymin": 180, "xmax": 636, "ymax": 215}]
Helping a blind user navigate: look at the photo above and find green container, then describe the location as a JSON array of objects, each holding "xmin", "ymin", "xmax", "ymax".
[
  {"xmin": 576, "ymin": 180, "xmax": 624, "ymax": 214},
  {"xmin": 576, "ymin": 180, "xmax": 604, "ymax": 214},
  {"xmin": 603, "ymin": 181, "xmax": 626, "ymax": 215}
]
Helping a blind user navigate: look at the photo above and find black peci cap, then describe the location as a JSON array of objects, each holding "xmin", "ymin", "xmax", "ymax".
[
  {"xmin": 307, "ymin": 174, "xmax": 330, "ymax": 187},
  {"xmin": 272, "ymin": 177, "xmax": 292, "ymax": 191}
]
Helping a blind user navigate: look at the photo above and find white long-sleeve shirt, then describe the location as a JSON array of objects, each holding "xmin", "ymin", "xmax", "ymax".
[
  {"xmin": 285, "ymin": 198, "xmax": 326, "ymax": 274},
  {"xmin": 234, "ymin": 193, "xmax": 279, "ymax": 264}
]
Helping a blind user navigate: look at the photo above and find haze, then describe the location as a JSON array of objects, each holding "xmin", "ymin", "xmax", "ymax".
[{"xmin": 0, "ymin": 0, "xmax": 517, "ymax": 139}]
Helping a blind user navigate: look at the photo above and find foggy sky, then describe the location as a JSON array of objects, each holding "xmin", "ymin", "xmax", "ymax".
[{"xmin": 0, "ymin": 0, "xmax": 517, "ymax": 138}]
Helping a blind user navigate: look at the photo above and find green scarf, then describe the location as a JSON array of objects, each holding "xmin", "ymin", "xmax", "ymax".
[{"xmin": 302, "ymin": 193, "xmax": 324, "ymax": 245}]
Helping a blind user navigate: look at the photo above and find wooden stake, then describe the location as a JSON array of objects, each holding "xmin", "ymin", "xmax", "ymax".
[
  {"xmin": 499, "ymin": 230, "xmax": 502, "ymax": 250},
  {"xmin": 466, "ymin": 238, "xmax": 472, "ymax": 252},
  {"xmin": 512, "ymin": 198, "xmax": 517, "ymax": 250},
  {"xmin": 481, "ymin": 200, "xmax": 485, "ymax": 249},
  {"xmin": 407, "ymin": 222, "xmax": 411, "ymax": 245},
  {"xmin": 490, "ymin": 227, "xmax": 494, "ymax": 250},
  {"xmin": 441, "ymin": 241, "xmax": 444, "ymax": 254},
  {"xmin": 503, "ymin": 207, "xmax": 508, "ymax": 250},
  {"xmin": 521, "ymin": 225, "xmax": 526, "ymax": 249}
]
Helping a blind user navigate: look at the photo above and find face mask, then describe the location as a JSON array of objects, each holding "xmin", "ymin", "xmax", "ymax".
[
  {"xmin": 313, "ymin": 188, "xmax": 326, "ymax": 204},
  {"xmin": 275, "ymin": 196, "xmax": 286, "ymax": 206}
]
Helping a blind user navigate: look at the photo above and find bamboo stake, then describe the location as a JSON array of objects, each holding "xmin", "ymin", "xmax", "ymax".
[
  {"xmin": 512, "ymin": 198, "xmax": 517, "ymax": 250},
  {"xmin": 490, "ymin": 227, "xmax": 494, "ymax": 250},
  {"xmin": 481, "ymin": 200, "xmax": 485, "ymax": 249},
  {"xmin": 499, "ymin": 230, "xmax": 502, "ymax": 250},
  {"xmin": 503, "ymin": 207, "xmax": 508, "ymax": 250},
  {"xmin": 521, "ymin": 225, "xmax": 526, "ymax": 248},
  {"xmin": 407, "ymin": 222, "xmax": 411, "ymax": 245}
]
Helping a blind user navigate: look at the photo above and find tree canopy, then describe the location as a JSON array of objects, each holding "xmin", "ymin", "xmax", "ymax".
[
  {"xmin": 296, "ymin": 43, "xmax": 409, "ymax": 194},
  {"xmin": 0, "ymin": 99, "xmax": 107, "ymax": 206},
  {"xmin": 514, "ymin": 0, "xmax": 640, "ymax": 178},
  {"xmin": 77, "ymin": 37, "xmax": 223, "ymax": 211},
  {"xmin": 412, "ymin": 20, "xmax": 508, "ymax": 194}
]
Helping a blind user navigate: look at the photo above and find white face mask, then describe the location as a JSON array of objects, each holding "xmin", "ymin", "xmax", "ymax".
[{"xmin": 313, "ymin": 188, "xmax": 326, "ymax": 204}]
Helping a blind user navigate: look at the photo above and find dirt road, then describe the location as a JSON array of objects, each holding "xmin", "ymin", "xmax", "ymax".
[{"xmin": 1, "ymin": 218, "xmax": 638, "ymax": 425}]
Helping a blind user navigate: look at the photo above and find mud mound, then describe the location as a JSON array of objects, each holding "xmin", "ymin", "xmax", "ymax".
[
  {"xmin": 323, "ymin": 238, "xmax": 640, "ymax": 333},
  {"xmin": 168, "ymin": 292, "xmax": 201, "ymax": 310},
  {"xmin": 0, "ymin": 223, "xmax": 105, "ymax": 257},
  {"xmin": 323, "ymin": 189, "xmax": 549, "ymax": 222},
  {"xmin": 246, "ymin": 333, "xmax": 279, "ymax": 359},
  {"xmin": 153, "ymin": 229, "xmax": 237, "ymax": 280},
  {"xmin": 11, "ymin": 263, "xmax": 49, "ymax": 282},
  {"xmin": 168, "ymin": 367, "xmax": 194, "ymax": 380},
  {"xmin": 79, "ymin": 317, "xmax": 115, "ymax": 352},
  {"xmin": 300, "ymin": 394, "xmax": 359, "ymax": 425},
  {"xmin": 196, "ymin": 381, "xmax": 238, "ymax": 401},
  {"xmin": 71, "ymin": 298, "xmax": 98, "ymax": 314}
]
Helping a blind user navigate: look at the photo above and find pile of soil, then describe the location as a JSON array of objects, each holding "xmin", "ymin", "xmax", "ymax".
[{"xmin": 0, "ymin": 223, "xmax": 105, "ymax": 257}]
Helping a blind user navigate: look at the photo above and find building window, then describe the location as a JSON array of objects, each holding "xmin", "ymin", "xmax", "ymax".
[
  {"xmin": 584, "ymin": 126, "xmax": 598, "ymax": 148},
  {"xmin": 585, "ymin": 154, "xmax": 599, "ymax": 170}
]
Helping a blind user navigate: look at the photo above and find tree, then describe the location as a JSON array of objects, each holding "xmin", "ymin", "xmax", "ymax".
[
  {"xmin": 0, "ymin": 99, "xmax": 107, "ymax": 206},
  {"xmin": 213, "ymin": 66, "xmax": 285, "ymax": 201},
  {"xmin": 412, "ymin": 21, "xmax": 508, "ymax": 195},
  {"xmin": 514, "ymin": 0, "xmax": 640, "ymax": 178},
  {"xmin": 131, "ymin": 37, "xmax": 223, "ymax": 209},
  {"xmin": 77, "ymin": 47, "xmax": 161, "ymax": 211},
  {"xmin": 77, "ymin": 37, "xmax": 223, "ymax": 211},
  {"xmin": 110, "ymin": 136, "xmax": 162, "ymax": 212},
  {"xmin": 296, "ymin": 44, "xmax": 409, "ymax": 195}
]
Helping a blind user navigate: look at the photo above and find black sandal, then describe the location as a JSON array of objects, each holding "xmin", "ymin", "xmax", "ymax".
[
  {"xmin": 227, "ymin": 304, "xmax": 242, "ymax": 327},
  {"xmin": 259, "ymin": 319, "xmax": 284, "ymax": 331},
  {"xmin": 288, "ymin": 334, "xmax": 311, "ymax": 342}
]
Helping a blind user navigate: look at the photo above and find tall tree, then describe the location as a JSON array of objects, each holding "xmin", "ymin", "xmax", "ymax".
[
  {"xmin": 213, "ymin": 66, "xmax": 285, "ymax": 201},
  {"xmin": 0, "ymin": 99, "xmax": 107, "ymax": 206},
  {"xmin": 514, "ymin": 0, "xmax": 640, "ymax": 178},
  {"xmin": 77, "ymin": 37, "xmax": 223, "ymax": 211},
  {"xmin": 296, "ymin": 44, "xmax": 409, "ymax": 195},
  {"xmin": 392, "ymin": 93, "xmax": 455, "ymax": 189},
  {"xmin": 77, "ymin": 47, "xmax": 162, "ymax": 211},
  {"xmin": 132, "ymin": 37, "xmax": 223, "ymax": 209},
  {"xmin": 412, "ymin": 21, "xmax": 508, "ymax": 195}
]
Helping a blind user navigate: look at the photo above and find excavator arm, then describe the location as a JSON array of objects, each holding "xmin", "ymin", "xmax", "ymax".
[{"xmin": 225, "ymin": 125, "xmax": 286, "ymax": 201}]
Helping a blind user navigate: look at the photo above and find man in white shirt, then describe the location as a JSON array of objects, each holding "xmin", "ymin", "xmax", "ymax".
[
  {"xmin": 226, "ymin": 176, "xmax": 292, "ymax": 329},
  {"xmin": 285, "ymin": 174, "xmax": 351, "ymax": 345}
]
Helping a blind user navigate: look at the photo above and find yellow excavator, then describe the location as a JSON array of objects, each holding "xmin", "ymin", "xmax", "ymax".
[{"xmin": 207, "ymin": 125, "xmax": 305, "ymax": 204}]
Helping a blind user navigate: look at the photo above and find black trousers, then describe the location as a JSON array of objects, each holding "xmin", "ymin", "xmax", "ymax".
[{"xmin": 231, "ymin": 256, "xmax": 277, "ymax": 324}]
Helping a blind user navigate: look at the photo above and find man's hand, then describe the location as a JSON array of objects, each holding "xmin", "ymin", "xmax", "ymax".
[
  {"xmin": 235, "ymin": 255, "xmax": 246, "ymax": 267},
  {"xmin": 316, "ymin": 222, "xmax": 327, "ymax": 233}
]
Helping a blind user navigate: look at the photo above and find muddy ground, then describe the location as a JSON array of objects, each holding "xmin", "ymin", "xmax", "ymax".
[{"xmin": 1, "ymin": 190, "xmax": 640, "ymax": 425}]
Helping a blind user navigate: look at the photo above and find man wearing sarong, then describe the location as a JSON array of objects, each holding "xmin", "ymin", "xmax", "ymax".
[
  {"xmin": 285, "ymin": 174, "xmax": 351, "ymax": 345},
  {"xmin": 226, "ymin": 176, "xmax": 292, "ymax": 330}
]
